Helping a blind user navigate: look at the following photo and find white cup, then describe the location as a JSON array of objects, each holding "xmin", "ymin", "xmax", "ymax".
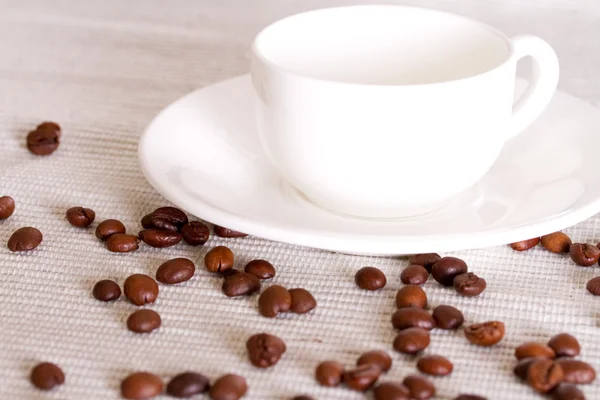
[{"xmin": 251, "ymin": 5, "xmax": 559, "ymax": 218}]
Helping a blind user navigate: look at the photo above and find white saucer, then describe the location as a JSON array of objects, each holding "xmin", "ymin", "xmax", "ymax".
[{"xmin": 139, "ymin": 74, "xmax": 600, "ymax": 255}]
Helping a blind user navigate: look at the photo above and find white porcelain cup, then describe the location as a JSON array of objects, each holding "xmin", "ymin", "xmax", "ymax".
[{"xmin": 250, "ymin": 5, "xmax": 559, "ymax": 218}]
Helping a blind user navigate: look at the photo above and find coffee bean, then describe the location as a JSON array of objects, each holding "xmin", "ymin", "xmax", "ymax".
[
  {"xmin": 180, "ymin": 221, "xmax": 210, "ymax": 245},
  {"xmin": 343, "ymin": 364, "xmax": 381, "ymax": 391},
  {"xmin": 586, "ymin": 276, "xmax": 600, "ymax": 295},
  {"xmin": 432, "ymin": 305, "xmax": 464, "ymax": 330},
  {"xmin": 139, "ymin": 229, "xmax": 182, "ymax": 248},
  {"xmin": 292, "ymin": 396, "xmax": 315, "ymax": 400},
  {"xmin": 166, "ymin": 372, "xmax": 209, "ymax": 397},
  {"xmin": 393, "ymin": 327, "xmax": 430, "ymax": 354},
  {"xmin": 396, "ymin": 285, "xmax": 427, "ymax": 309},
  {"xmin": 92, "ymin": 279, "xmax": 121, "ymax": 301},
  {"xmin": 355, "ymin": 267, "xmax": 387, "ymax": 290},
  {"xmin": 204, "ymin": 246, "xmax": 234, "ymax": 273},
  {"xmin": 527, "ymin": 359, "xmax": 564, "ymax": 393},
  {"xmin": 570, "ymin": 243, "xmax": 600, "ymax": 266},
  {"xmin": 409, "ymin": 253, "xmax": 441, "ymax": 272},
  {"xmin": 143, "ymin": 207, "xmax": 188, "ymax": 231},
  {"xmin": 514, "ymin": 357, "xmax": 537, "ymax": 380},
  {"xmin": 454, "ymin": 395, "xmax": 487, "ymax": 400},
  {"xmin": 431, "ymin": 257, "xmax": 467, "ymax": 286},
  {"xmin": 127, "ymin": 309, "xmax": 161, "ymax": 333},
  {"xmin": 515, "ymin": 342, "xmax": 556, "ymax": 360},
  {"xmin": 66, "ymin": 206, "xmax": 95, "ymax": 227},
  {"xmin": 373, "ymin": 381, "xmax": 410, "ymax": 400},
  {"xmin": 510, "ymin": 238, "xmax": 540, "ymax": 251},
  {"xmin": 30, "ymin": 362, "xmax": 65, "ymax": 390},
  {"xmin": 244, "ymin": 259, "xmax": 276, "ymax": 279},
  {"xmin": 95, "ymin": 219, "xmax": 126, "ymax": 240},
  {"xmin": 0, "ymin": 196, "xmax": 15, "ymax": 219},
  {"xmin": 142, "ymin": 214, "xmax": 177, "ymax": 232},
  {"xmin": 222, "ymin": 272, "xmax": 261, "ymax": 297},
  {"xmin": 219, "ymin": 269, "xmax": 239, "ymax": 278},
  {"xmin": 289, "ymin": 288, "xmax": 317, "ymax": 314},
  {"xmin": 315, "ymin": 360, "xmax": 344, "ymax": 387},
  {"xmin": 402, "ymin": 374, "xmax": 435, "ymax": 400},
  {"xmin": 246, "ymin": 332, "xmax": 286, "ymax": 368},
  {"xmin": 356, "ymin": 350, "xmax": 392, "ymax": 372},
  {"xmin": 417, "ymin": 355, "xmax": 453, "ymax": 376},
  {"xmin": 121, "ymin": 371, "xmax": 163, "ymax": 399},
  {"xmin": 106, "ymin": 233, "xmax": 140, "ymax": 253},
  {"xmin": 8, "ymin": 227, "xmax": 42, "ymax": 252},
  {"xmin": 124, "ymin": 274, "xmax": 159, "ymax": 305},
  {"xmin": 391, "ymin": 307, "xmax": 435, "ymax": 330},
  {"xmin": 209, "ymin": 374, "xmax": 247, "ymax": 400},
  {"xmin": 27, "ymin": 122, "xmax": 60, "ymax": 155},
  {"xmin": 552, "ymin": 384, "xmax": 585, "ymax": 400},
  {"xmin": 554, "ymin": 359, "xmax": 596, "ymax": 384},
  {"xmin": 214, "ymin": 225, "xmax": 248, "ymax": 238},
  {"xmin": 258, "ymin": 285, "xmax": 292, "ymax": 317},
  {"xmin": 464, "ymin": 321, "xmax": 505, "ymax": 346},
  {"xmin": 156, "ymin": 258, "xmax": 195, "ymax": 285},
  {"xmin": 401, "ymin": 264, "xmax": 429, "ymax": 285},
  {"xmin": 453, "ymin": 273, "xmax": 486, "ymax": 297},
  {"xmin": 541, "ymin": 232, "xmax": 572, "ymax": 253},
  {"xmin": 548, "ymin": 333, "xmax": 580, "ymax": 357}
]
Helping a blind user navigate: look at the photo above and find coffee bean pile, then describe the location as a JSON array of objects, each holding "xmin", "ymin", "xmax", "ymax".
[{"xmin": 315, "ymin": 350, "xmax": 393, "ymax": 392}]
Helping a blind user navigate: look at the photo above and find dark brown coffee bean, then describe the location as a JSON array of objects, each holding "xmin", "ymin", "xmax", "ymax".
[
  {"xmin": 121, "ymin": 371, "xmax": 163, "ymax": 399},
  {"xmin": 30, "ymin": 362, "xmax": 65, "ymax": 390},
  {"xmin": 391, "ymin": 307, "xmax": 435, "ymax": 330},
  {"xmin": 431, "ymin": 257, "xmax": 468, "ymax": 286},
  {"xmin": 258, "ymin": 285, "xmax": 292, "ymax": 317},
  {"xmin": 510, "ymin": 238, "xmax": 540, "ymax": 251},
  {"xmin": 219, "ymin": 269, "xmax": 240, "ymax": 278},
  {"xmin": 180, "ymin": 221, "xmax": 209, "ymax": 245},
  {"xmin": 166, "ymin": 372, "xmax": 209, "ymax": 397},
  {"xmin": 515, "ymin": 342, "xmax": 556, "ymax": 360},
  {"xmin": 514, "ymin": 357, "xmax": 537, "ymax": 380},
  {"xmin": 0, "ymin": 196, "xmax": 15, "ymax": 220},
  {"xmin": 527, "ymin": 359, "xmax": 564, "ymax": 393},
  {"xmin": 95, "ymin": 219, "xmax": 126, "ymax": 240},
  {"xmin": 401, "ymin": 264, "xmax": 429, "ymax": 285},
  {"xmin": 244, "ymin": 259, "xmax": 276, "ymax": 279},
  {"xmin": 453, "ymin": 272, "xmax": 486, "ymax": 297},
  {"xmin": 127, "ymin": 309, "xmax": 161, "ymax": 333},
  {"xmin": 570, "ymin": 243, "xmax": 600, "ymax": 266},
  {"xmin": 204, "ymin": 246, "xmax": 234, "ymax": 273},
  {"xmin": 92, "ymin": 279, "xmax": 121, "ymax": 301},
  {"xmin": 464, "ymin": 321, "xmax": 505, "ymax": 346},
  {"xmin": 66, "ymin": 206, "xmax": 95, "ymax": 227},
  {"xmin": 432, "ymin": 305, "xmax": 464, "ymax": 330},
  {"xmin": 124, "ymin": 274, "xmax": 159, "ymax": 306},
  {"xmin": 139, "ymin": 229, "xmax": 182, "ymax": 248},
  {"xmin": 156, "ymin": 258, "xmax": 195, "ymax": 285},
  {"xmin": 417, "ymin": 355, "xmax": 453, "ymax": 376},
  {"xmin": 246, "ymin": 332, "xmax": 286, "ymax": 368},
  {"xmin": 356, "ymin": 350, "xmax": 392, "ymax": 372},
  {"xmin": 143, "ymin": 207, "xmax": 188, "ymax": 231},
  {"xmin": 454, "ymin": 395, "xmax": 487, "ymax": 400},
  {"xmin": 396, "ymin": 285, "xmax": 427, "ymax": 309},
  {"xmin": 402, "ymin": 374, "xmax": 435, "ymax": 400},
  {"xmin": 409, "ymin": 253, "xmax": 441, "ymax": 272},
  {"xmin": 222, "ymin": 272, "xmax": 261, "ymax": 297},
  {"xmin": 106, "ymin": 233, "xmax": 140, "ymax": 253},
  {"xmin": 554, "ymin": 359, "xmax": 596, "ymax": 384},
  {"xmin": 315, "ymin": 360, "xmax": 344, "ymax": 387},
  {"xmin": 209, "ymin": 374, "xmax": 247, "ymax": 400},
  {"xmin": 373, "ymin": 381, "xmax": 410, "ymax": 400},
  {"xmin": 8, "ymin": 227, "xmax": 42, "ymax": 252},
  {"xmin": 552, "ymin": 384, "xmax": 585, "ymax": 400},
  {"xmin": 142, "ymin": 214, "xmax": 177, "ymax": 232},
  {"xmin": 586, "ymin": 276, "xmax": 600, "ymax": 295},
  {"xmin": 541, "ymin": 232, "xmax": 572, "ymax": 253},
  {"xmin": 343, "ymin": 363, "xmax": 381, "ymax": 391},
  {"xmin": 289, "ymin": 288, "xmax": 317, "ymax": 314},
  {"xmin": 393, "ymin": 327, "xmax": 430, "ymax": 354},
  {"xmin": 548, "ymin": 333, "xmax": 580, "ymax": 357},
  {"xmin": 27, "ymin": 122, "xmax": 60, "ymax": 155},
  {"xmin": 355, "ymin": 266, "xmax": 387, "ymax": 290},
  {"xmin": 292, "ymin": 396, "xmax": 315, "ymax": 400},
  {"xmin": 214, "ymin": 225, "xmax": 248, "ymax": 238}
]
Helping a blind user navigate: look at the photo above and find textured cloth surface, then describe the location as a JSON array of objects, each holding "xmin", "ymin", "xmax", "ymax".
[{"xmin": 1, "ymin": 0, "xmax": 600, "ymax": 399}]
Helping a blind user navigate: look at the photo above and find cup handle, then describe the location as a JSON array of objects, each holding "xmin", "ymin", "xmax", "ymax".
[{"xmin": 505, "ymin": 35, "xmax": 559, "ymax": 140}]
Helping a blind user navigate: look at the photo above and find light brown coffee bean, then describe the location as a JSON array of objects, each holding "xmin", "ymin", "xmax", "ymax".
[
  {"xmin": 244, "ymin": 259, "xmax": 276, "ymax": 279},
  {"xmin": 355, "ymin": 267, "xmax": 387, "ymax": 290},
  {"xmin": 124, "ymin": 274, "xmax": 159, "ymax": 306},
  {"xmin": 570, "ymin": 243, "xmax": 600, "ymax": 266},
  {"xmin": 409, "ymin": 253, "xmax": 441, "ymax": 272},
  {"xmin": 95, "ymin": 219, "xmax": 126, "ymax": 240},
  {"xmin": 258, "ymin": 285, "xmax": 291, "ymax": 317},
  {"xmin": 127, "ymin": 309, "xmax": 161, "ymax": 333},
  {"xmin": 401, "ymin": 264, "xmax": 429, "ymax": 285},
  {"xmin": 156, "ymin": 258, "xmax": 195, "ymax": 284},
  {"xmin": 66, "ymin": 206, "xmax": 95, "ymax": 227},
  {"xmin": 204, "ymin": 246, "xmax": 234, "ymax": 273},
  {"xmin": 209, "ymin": 374, "xmax": 247, "ymax": 400},
  {"xmin": 541, "ymin": 232, "xmax": 572, "ymax": 253},
  {"xmin": 246, "ymin": 333, "xmax": 286, "ymax": 368},
  {"xmin": 139, "ymin": 229, "xmax": 182, "ymax": 248},
  {"xmin": 515, "ymin": 342, "xmax": 556, "ymax": 360},
  {"xmin": 417, "ymin": 355, "xmax": 453, "ymax": 376},
  {"xmin": 391, "ymin": 307, "xmax": 435, "ymax": 330},
  {"xmin": 30, "ymin": 362, "xmax": 65, "ymax": 390},
  {"xmin": 222, "ymin": 272, "xmax": 261, "ymax": 297},
  {"xmin": 289, "ymin": 288, "xmax": 317, "ymax": 314},
  {"xmin": 527, "ymin": 359, "xmax": 564, "ymax": 393},
  {"xmin": 464, "ymin": 321, "xmax": 505, "ymax": 346},
  {"xmin": 403, "ymin": 374, "xmax": 435, "ymax": 400},
  {"xmin": 453, "ymin": 272, "xmax": 486, "ymax": 297},
  {"xmin": 0, "ymin": 196, "xmax": 15, "ymax": 220},
  {"xmin": 356, "ymin": 350, "xmax": 392, "ymax": 372},
  {"xmin": 166, "ymin": 372, "xmax": 209, "ymax": 397},
  {"xmin": 8, "ymin": 227, "xmax": 42, "ymax": 252},
  {"xmin": 121, "ymin": 372, "xmax": 163, "ymax": 399},
  {"xmin": 554, "ymin": 359, "xmax": 596, "ymax": 384},
  {"xmin": 396, "ymin": 285, "xmax": 427, "ymax": 309},
  {"xmin": 92, "ymin": 279, "xmax": 121, "ymax": 302},
  {"xmin": 180, "ymin": 221, "xmax": 210, "ymax": 245},
  {"xmin": 432, "ymin": 305, "xmax": 464, "ymax": 330},
  {"xmin": 214, "ymin": 225, "xmax": 248, "ymax": 238},
  {"xmin": 343, "ymin": 364, "xmax": 381, "ymax": 391},
  {"xmin": 548, "ymin": 333, "xmax": 580, "ymax": 357},
  {"xmin": 431, "ymin": 257, "xmax": 468, "ymax": 286},
  {"xmin": 393, "ymin": 327, "xmax": 430, "ymax": 354},
  {"xmin": 552, "ymin": 384, "xmax": 585, "ymax": 400},
  {"xmin": 373, "ymin": 381, "xmax": 410, "ymax": 400},
  {"xmin": 106, "ymin": 234, "xmax": 140, "ymax": 253},
  {"xmin": 509, "ymin": 238, "xmax": 540, "ymax": 251}
]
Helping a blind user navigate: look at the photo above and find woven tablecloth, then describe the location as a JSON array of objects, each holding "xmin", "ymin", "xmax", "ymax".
[{"xmin": 1, "ymin": 0, "xmax": 600, "ymax": 399}]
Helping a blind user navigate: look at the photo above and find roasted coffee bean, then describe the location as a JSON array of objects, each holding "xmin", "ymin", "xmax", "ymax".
[
  {"xmin": 139, "ymin": 229, "xmax": 182, "ymax": 248},
  {"xmin": 204, "ymin": 246, "xmax": 234, "ymax": 273},
  {"xmin": 393, "ymin": 327, "xmax": 430, "ymax": 354},
  {"xmin": 121, "ymin": 371, "xmax": 163, "ymax": 399},
  {"xmin": 514, "ymin": 357, "xmax": 537, "ymax": 380},
  {"xmin": 586, "ymin": 276, "xmax": 600, "ymax": 295},
  {"xmin": 554, "ymin": 359, "xmax": 596, "ymax": 384},
  {"xmin": 92, "ymin": 279, "xmax": 121, "ymax": 301},
  {"xmin": 246, "ymin": 333, "xmax": 286, "ymax": 368},
  {"xmin": 343, "ymin": 364, "xmax": 381, "ymax": 391},
  {"xmin": 356, "ymin": 350, "xmax": 392, "ymax": 372},
  {"xmin": 396, "ymin": 285, "xmax": 427, "ymax": 309},
  {"xmin": 515, "ymin": 342, "xmax": 556, "ymax": 360},
  {"xmin": 143, "ymin": 207, "xmax": 188, "ymax": 231},
  {"xmin": 292, "ymin": 396, "xmax": 315, "ymax": 400},
  {"xmin": 432, "ymin": 305, "xmax": 464, "ymax": 330},
  {"xmin": 30, "ymin": 362, "xmax": 65, "ymax": 390},
  {"xmin": 222, "ymin": 272, "xmax": 261, "ymax": 297},
  {"xmin": 95, "ymin": 219, "xmax": 126, "ymax": 240},
  {"xmin": 355, "ymin": 267, "xmax": 387, "ymax": 290},
  {"xmin": 552, "ymin": 384, "xmax": 585, "ymax": 400},
  {"xmin": 401, "ymin": 264, "xmax": 429, "ymax": 285},
  {"xmin": 570, "ymin": 243, "xmax": 600, "ymax": 266},
  {"xmin": 156, "ymin": 258, "xmax": 195, "ymax": 284},
  {"xmin": 127, "ymin": 309, "xmax": 161, "ymax": 333},
  {"xmin": 403, "ymin": 374, "xmax": 435, "ymax": 400},
  {"xmin": 244, "ymin": 259, "xmax": 276, "ymax": 279},
  {"xmin": 431, "ymin": 257, "xmax": 467, "ymax": 286},
  {"xmin": 541, "ymin": 232, "xmax": 572, "ymax": 253},
  {"xmin": 219, "ymin": 269, "xmax": 240, "ymax": 278},
  {"xmin": 180, "ymin": 221, "xmax": 210, "ymax": 245},
  {"xmin": 214, "ymin": 225, "xmax": 248, "ymax": 238},
  {"xmin": 258, "ymin": 285, "xmax": 292, "ymax": 317},
  {"xmin": 373, "ymin": 381, "xmax": 410, "ymax": 400},
  {"xmin": 454, "ymin": 395, "xmax": 487, "ymax": 400},
  {"xmin": 66, "ymin": 206, "xmax": 95, "ymax": 227},
  {"xmin": 106, "ymin": 233, "xmax": 140, "ymax": 253},
  {"xmin": 315, "ymin": 360, "xmax": 344, "ymax": 387},
  {"xmin": 0, "ymin": 196, "xmax": 15, "ymax": 219},
  {"xmin": 391, "ymin": 307, "xmax": 435, "ymax": 330},
  {"xmin": 8, "ymin": 227, "xmax": 42, "ymax": 252},
  {"xmin": 289, "ymin": 288, "xmax": 317, "ymax": 314},
  {"xmin": 464, "ymin": 321, "xmax": 505, "ymax": 346},
  {"xmin": 27, "ymin": 122, "xmax": 60, "ymax": 155},
  {"xmin": 408, "ymin": 253, "xmax": 441, "ymax": 272},
  {"xmin": 510, "ymin": 238, "xmax": 540, "ymax": 251},
  {"xmin": 548, "ymin": 333, "xmax": 580, "ymax": 357},
  {"xmin": 209, "ymin": 374, "xmax": 247, "ymax": 400},
  {"xmin": 527, "ymin": 359, "xmax": 564, "ymax": 393},
  {"xmin": 124, "ymin": 274, "xmax": 159, "ymax": 305},
  {"xmin": 142, "ymin": 214, "xmax": 177, "ymax": 232},
  {"xmin": 417, "ymin": 355, "xmax": 453, "ymax": 376},
  {"xmin": 453, "ymin": 272, "xmax": 486, "ymax": 297},
  {"xmin": 166, "ymin": 372, "xmax": 209, "ymax": 397}
]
